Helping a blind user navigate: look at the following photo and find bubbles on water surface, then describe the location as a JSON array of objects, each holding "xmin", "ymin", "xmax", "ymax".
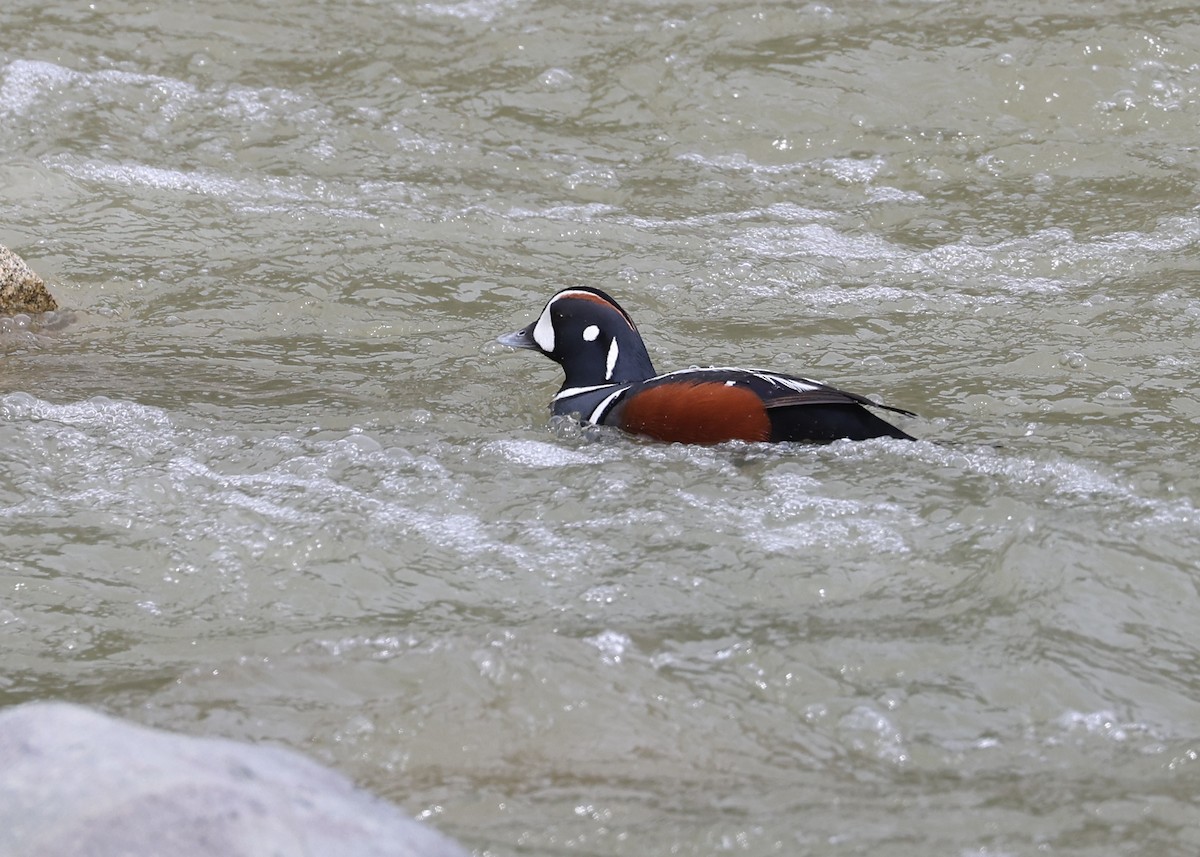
[
  {"xmin": 411, "ymin": 0, "xmax": 526, "ymax": 22},
  {"xmin": 1097, "ymin": 384, "xmax": 1132, "ymax": 402},
  {"xmin": 584, "ymin": 630, "xmax": 631, "ymax": 665},
  {"xmin": 837, "ymin": 705, "xmax": 909, "ymax": 765},
  {"xmin": 538, "ymin": 67, "xmax": 575, "ymax": 89},
  {"xmin": 1055, "ymin": 710, "xmax": 1149, "ymax": 744}
]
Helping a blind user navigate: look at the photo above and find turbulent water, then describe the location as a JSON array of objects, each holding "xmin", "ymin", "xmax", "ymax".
[{"xmin": 3, "ymin": 1, "xmax": 1200, "ymax": 854}]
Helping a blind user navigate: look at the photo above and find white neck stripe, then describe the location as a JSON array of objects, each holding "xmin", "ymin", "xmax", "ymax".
[{"xmin": 605, "ymin": 338, "xmax": 620, "ymax": 380}]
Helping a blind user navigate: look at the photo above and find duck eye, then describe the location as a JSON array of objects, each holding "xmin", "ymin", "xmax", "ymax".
[{"xmin": 582, "ymin": 324, "xmax": 600, "ymax": 342}]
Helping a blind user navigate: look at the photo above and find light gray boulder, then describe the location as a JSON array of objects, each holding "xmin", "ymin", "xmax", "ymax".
[
  {"xmin": 0, "ymin": 244, "xmax": 57, "ymax": 315},
  {"xmin": 0, "ymin": 702, "xmax": 471, "ymax": 857}
]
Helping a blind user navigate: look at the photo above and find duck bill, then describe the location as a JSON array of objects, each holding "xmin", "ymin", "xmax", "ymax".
[{"xmin": 497, "ymin": 325, "xmax": 538, "ymax": 350}]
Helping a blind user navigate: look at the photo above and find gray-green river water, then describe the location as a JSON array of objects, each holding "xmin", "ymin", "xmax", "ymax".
[{"xmin": 3, "ymin": 1, "xmax": 1200, "ymax": 854}]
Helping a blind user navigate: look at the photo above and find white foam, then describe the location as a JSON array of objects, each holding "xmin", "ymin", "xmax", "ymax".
[
  {"xmin": 484, "ymin": 439, "xmax": 613, "ymax": 468},
  {"xmin": 901, "ymin": 217, "xmax": 1200, "ymax": 289},
  {"xmin": 821, "ymin": 155, "xmax": 886, "ymax": 183},
  {"xmin": 677, "ymin": 151, "xmax": 888, "ymax": 184},
  {"xmin": 677, "ymin": 464, "xmax": 918, "ymax": 557},
  {"xmin": 217, "ymin": 83, "xmax": 308, "ymax": 121},
  {"xmin": 0, "ymin": 59, "xmax": 198, "ymax": 118},
  {"xmin": 837, "ymin": 704, "xmax": 909, "ymax": 764},
  {"xmin": 705, "ymin": 211, "xmax": 1200, "ymax": 308},
  {"xmin": 415, "ymin": 0, "xmax": 525, "ymax": 22},
  {"xmin": 2, "ymin": 59, "xmax": 419, "ymax": 219},
  {"xmin": 0, "ymin": 58, "xmax": 324, "ymax": 126},
  {"xmin": 676, "ymin": 151, "xmax": 804, "ymax": 176},
  {"xmin": 43, "ymin": 154, "xmax": 386, "ymax": 219},
  {"xmin": 0, "ymin": 393, "xmax": 173, "ymax": 437},
  {"xmin": 847, "ymin": 440, "xmax": 1200, "ymax": 535},
  {"xmin": 48, "ymin": 157, "xmax": 250, "ymax": 198},
  {"xmin": 731, "ymin": 222, "xmax": 896, "ymax": 261},
  {"xmin": 867, "ymin": 185, "xmax": 926, "ymax": 203},
  {"xmin": 585, "ymin": 630, "xmax": 631, "ymax": 665},
  {"xmin": 1055, "ymin": 710, "xmax": 1153, "ymax": 743},
  {"xmin": 503, "ymin": 202, "xmax": 617, "ymax": 221},
  {"xmin": 673, "ymin": 144, "xmax": 1200, "ymax": 300},
  {"xmin": 0, "ymin": 60, "xmax": 75, "ymax": 116}
]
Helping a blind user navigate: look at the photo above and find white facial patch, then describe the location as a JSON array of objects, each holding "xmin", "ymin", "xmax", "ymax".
[
  {"xmin": 532, "ymin": 305, "xmax": 556, "ymax": 353},
  {"xmin": 582, "ymin": 324, "xmax": 600, "ymax": 342},
  {"xmin": 605, "ymin": 338, "xmax": 620, "ymax": 380}
]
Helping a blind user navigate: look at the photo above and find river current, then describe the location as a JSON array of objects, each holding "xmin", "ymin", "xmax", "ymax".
[{"xmin": 3, "ymin": 1, "xmax": 1200, "ymax": 854}]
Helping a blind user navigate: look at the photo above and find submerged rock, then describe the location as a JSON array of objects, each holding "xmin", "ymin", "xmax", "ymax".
[
  {"xmin": 0, "ymin": 702, "xmax": 471, "ymax": 857},
  {"xmin": 0, "ymin": 244, "xmax": 57, "ymax": 315}
]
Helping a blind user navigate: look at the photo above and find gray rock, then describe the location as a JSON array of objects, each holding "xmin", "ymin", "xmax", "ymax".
[
  {"xmin": 0, "ymin": 702, "xmax": 471, "ymax": 857},
  {"xmin": 0, "ymin": 244, "xmax": 57, "ymax": 315}
]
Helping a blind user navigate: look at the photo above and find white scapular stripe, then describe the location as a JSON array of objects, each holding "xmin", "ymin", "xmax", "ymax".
[
  {"xmin": 755, "ymin": 372, "xmax": 823, "ymax": 393},
  {"xmin": 652, "ymin": 367, "xmax": 823, "ymax": 392}
]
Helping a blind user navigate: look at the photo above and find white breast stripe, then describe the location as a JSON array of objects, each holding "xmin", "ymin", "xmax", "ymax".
[
  {"xmin": 553, "ymin": 383, "xmax": 618, "ymax": 402},
  {"xmin": 588, "ymin": 387, "xmax": 628, "ymax": 424}
]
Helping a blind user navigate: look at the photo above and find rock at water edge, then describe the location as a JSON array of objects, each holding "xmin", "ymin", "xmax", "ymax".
[
  {"xmin": 0, "ymin": 702, "xmax": 472, "ymax": 857},
  {"xmin": 0, "ymin": 244, "xmax": 58, "ymax": 314}
]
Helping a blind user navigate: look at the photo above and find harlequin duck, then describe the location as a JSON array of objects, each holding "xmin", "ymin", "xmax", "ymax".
[{"xmin": 498, "ymin": 287, "xmax": 916, "ymax": 444}]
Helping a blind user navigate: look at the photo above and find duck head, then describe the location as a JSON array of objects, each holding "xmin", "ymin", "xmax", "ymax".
[{"xmin": 498, "ymin": 287, "xmax": 657, "ymax": 388}]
